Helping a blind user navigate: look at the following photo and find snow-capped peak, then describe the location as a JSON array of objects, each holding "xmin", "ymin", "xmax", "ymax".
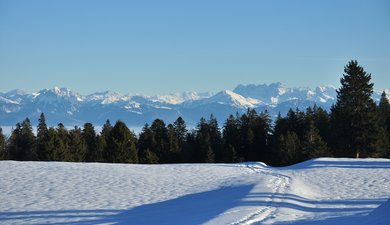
[
  {"xmin": 33, "ymin": 87, "xmax": 84, "ymax": 104},
  {"xmin": 202, "ymin": 90, "xmax": 262, "ymax": 108},
  {"xmin": 85, "ymin": 91, "xmax": 131, "ymax": 104},
  {"xmin": 154, "ymin": 91, "xmax": 213, "ymax": 104}
]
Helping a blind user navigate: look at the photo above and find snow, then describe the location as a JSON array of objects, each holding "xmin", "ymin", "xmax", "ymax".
[
  {"xmin": 0, "ymin": 158, "xmax": 389, "ymax": 224},
  {"xmin": 199, "ymin": 90, "xmax": 262, "ymax": 109},
  {"xmin": 155, "ymin": 91, "xmax": 213, "ymax": 104}
]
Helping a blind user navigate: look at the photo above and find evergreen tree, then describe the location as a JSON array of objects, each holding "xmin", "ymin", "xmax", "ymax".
[
  {"xmin": 138, "ymin": 124, "xmax": 159, "ymax": 163},
  {"xmin": 167, "ymin": 124, "xmax": 180, "ymax": 162},
  {"xmin": 238, "ymin": 109, "xmax": 272, "ymax": 162},
  {"xmin": 238, "ymin": 110, "xmax": 255, "ymax": 161},
  {"xmin": 140, "ymin": 148, "xmax": 159, "ymax": 164},
  {"xmin": 46, "ymin": 127, "xmax": 57, "ymax": 160},
  {"xmin": 330, "ymin": 60, "xmax": 377, "ymax": 157},
  {"xmin": 378, "ymin": 91, "xmax": 390, "ymax": 134},
  {"xmin": 173, "ymin": 116, "xmax": 187, "ymax": 144},
  {"xmin": 205, "ymin": 146, "xmax": 215, "ymax": 163},
  {"xmin": 195, "ymin": 117, "xmax": 215, "ymax": 163},
  {"xmin": 150, "ymin": 119, "xmax": 169, "ymax": 163},
  {"xmin": 0, "ymin": 127, "xmax": 7, "ymax": 160},
  {"xmin": 68, "ymin": 126, "xmax": 87, "ymax": 162},
  {"xmin": 82, "ymin": 123, "xmax": 100, "ymax": 162},
  {"xmin": 374, "ymin": 127, "xmax": 390, "ymax": 158},
  {"xmin": 99, "ymin": 120, "xmax": 112, "ymax": 162},
  {"xmin": 223, "ymin": 114, "xmax": 241, "ymax": 162},
  {"xmin": 8, "ymin": 118, "xmax": 37, "ymax": 161},
  {"xmin": 36, "ymin": 113, "xmax": 50, "ymax": 161},
  {"xmin": 208, "ymin": 115, "xmax": 223, "ymax": 162},
  {"xmin": 252, "ymin": 111, "xmax": 272, "ymax": 163},
  {"xmin": 52, "ymin": 123, "xmax": 70, "ymax": 161},
  {"xmin": 181, "ymin": 131, "xmax": 197, "ymax": 163},
  {"xmin": 311, "ymin": 105, "xmax": 331, "ymax": 144},
  {"xmin": 374, "ymin": 91, "xmax": 390, "ymax": 157},
  {"xmin": 302, "ymin": 121, "xmax": 330, "ymax": 159},
  {"xmin": 106, "ymin": 121, "xmax": 138, "ymax": 163},
  {"xmin": 278, "ymin": 131, "xmax": 301, "ymax": 165}
]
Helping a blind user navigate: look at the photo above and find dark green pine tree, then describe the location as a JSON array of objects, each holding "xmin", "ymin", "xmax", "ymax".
[
  {"xmin": 150, "ymin": 119, "xmax": 169, "ymax": 163},
  {"xmin": 223, "ymin": 114, "xmax": 241, "ymax": 162},
  {"xmin": 311, "ymin": 105, "xmax": 331, "ymax": 144},
  {"xmin": 378, "ymin": 91, "xmax": 390, "ymax": 133},
  {"xmin": 167, "ymin": 124, "xmax": 180, "ymax": 163},
  {"xmin": 68, "ymin": 126, "xmax": 87, "ymax": 162},
  {"xmin": 374, "ymin": 91, "xmax": 390, "ymax": 157},
  {"xmin": 0, "ymin": 127, "xmax": 7, "ymax": 160},
  {"xmin": 173, "ymin": 116, "xmax": 187, "ymax": 145},
  {"xmin": 195, "ymin": 117, "xmax": 215, "ymax": 163},
  {"xmin": 208, "ymin": 115, "xmax": 223, "ymax": 162},
  {"xmin": 52, "ymin": 123, "xmax": 70, "ymax": 161},
  {"xmin": 8, "ymin": 118, "xmax": 37, "ymax": 161},
  {"xmin": 140, "ymin": 148, "xmax": 159, "ymax": 164},
  {"xmin": 374, "ymin": 127, "xmax": 390, "ymax": 158},
  {"xmin": 278, "ymin": 131, "xmax": 301, "ymax": 165},
  {"xmin": 82, "ymin": 123, "xmax": 100, "ymax": 162},
  {"xmin": 106, "ymin": 121, "xmax": 138, "ymax": 163},
  {"xmin": 99, "ymin": 120, "xmax": 112, "ymax": 162},
  {"xmin": 138, "ymin": 124, "xmax": 159, "ymax": 163},
  {"xmin": 253, "ymin": 111, "xmax": 272, "ymax": 163},
  {"xmin": 330, "ymin": 60, "xmax": 377, "ymax": 157},
  {"xmin": 302, "ymin": 121, "xmax": 331, "ymax": 159},
  {"xmin": 46, "ymin": 127, "xmax": 57, "ymax": 160},
  {"xmin": 36, "ymin": 113, "xmax": 51, "ymax": 161}
]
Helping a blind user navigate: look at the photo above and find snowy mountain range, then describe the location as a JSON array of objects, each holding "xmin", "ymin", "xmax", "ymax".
[{"xmin": 0, "ymin": 83, "xmax": 388, "ymax": 127}]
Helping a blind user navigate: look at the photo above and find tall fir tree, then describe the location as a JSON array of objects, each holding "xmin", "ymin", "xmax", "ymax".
[
  {"xmin": 82, "ymin": 123, "xmax": 100, "ymax": 162},
  {"xmin": 223, "ymin": 114, "xmax": 241, "ymax": 162},
  {"xmin": 0, "ymin": 127, "xmax": 6, "ymax": 160},
  {"xmin": 106, "ymin": 121, "xmax": 138, "ymax": 163},
  {"xmin": 195, "ymin": 117, "xmax": 215, "ymax": 163},
  {"xmin": 378, "ymin": 91, "xmax": 390, "ymax": 133},
  {"xmin": 99, "ymin": 120, "xmax": 112, "ymax": 162},
  {"xmin": 150, "ymin": 119, "xmax": 169, "ymax": 163},
  {"xmin": 208, "ymin": 115, "xmax": 223, "ymax": 162},
  {"xmin": 302, "ymin": 121, "xmax": 330, "ymax": 159},
  {"xmin": 68, "ymin": 126, "xmax": 87, "ymax": 162},
  {"xmin": 8, "ymin": 118, "xmax": 37, "ymax": 161},
  {"xmin": 330, "ymin": 60, "xmax": 377, "ymax": 157},
  {"xmin": 36, "ymin": 113, "xmax": 51, "ymax": 161},
  {"xmin": 278, "ymin": 131, "xmax": 301, "ymax": 165},
  {"xmin": 167, "ymin": 124, "xmax": 180, "ymax": 163},
  {"xmin": 173, "ymin": 117, "xmax": 187, "ymax": 144},
  {"xmin": 138, "ymin": 124, "xmax": 158, "ymax": 163},
  {"xmin": 374, "ymin": 91, "xmax": 390, "ymax": 157},
  {"xmin": 53, "ymin": 123, "xmax": 70, "ymax": 161}
]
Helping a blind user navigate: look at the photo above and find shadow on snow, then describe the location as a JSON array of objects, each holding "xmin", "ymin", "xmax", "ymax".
[{"xmin": 0, "ymin": 184, "xmax": 386, "ymax": 225}]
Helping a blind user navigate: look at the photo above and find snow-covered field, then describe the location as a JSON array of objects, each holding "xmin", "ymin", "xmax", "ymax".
[{"xmin": 0, "ymin": 158, "xmax": 389, "ymax": 225}]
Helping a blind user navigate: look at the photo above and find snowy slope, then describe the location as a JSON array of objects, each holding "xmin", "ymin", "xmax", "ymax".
[{"xmin": 0, "ymin": 158, "xmax": 389, "ymax": 224}]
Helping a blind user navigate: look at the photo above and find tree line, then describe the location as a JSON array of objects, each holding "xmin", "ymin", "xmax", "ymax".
[{"xmin": 0, "ymin": 60, "xmax": 389, "ymax": 165}]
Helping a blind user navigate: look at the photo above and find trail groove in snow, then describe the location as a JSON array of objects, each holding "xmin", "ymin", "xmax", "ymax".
[{"xmin": 228, "ymin": 163, "xmax": 292, "ymax": 225}]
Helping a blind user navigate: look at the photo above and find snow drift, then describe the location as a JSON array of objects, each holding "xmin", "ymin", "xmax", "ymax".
[{"xmin": 0, "ymin": 158, "xmax": 389, "ymax": 224}]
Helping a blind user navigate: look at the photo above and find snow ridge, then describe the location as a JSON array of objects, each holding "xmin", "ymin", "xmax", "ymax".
[{"xmin": 0, "ymin": 83, "xmax": 387, "ymax": 126}]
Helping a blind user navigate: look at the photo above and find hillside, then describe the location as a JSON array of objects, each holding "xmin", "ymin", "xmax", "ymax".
[{"xmin": 0, "ymin": 158, "xmax": 389, "ymax": 224}]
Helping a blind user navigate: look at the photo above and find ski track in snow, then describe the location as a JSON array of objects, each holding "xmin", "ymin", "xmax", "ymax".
[{"xmin": 229, "ymin": 164, "xmax": 292, "ymax": 225}]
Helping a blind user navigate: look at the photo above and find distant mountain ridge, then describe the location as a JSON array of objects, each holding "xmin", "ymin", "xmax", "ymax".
[{"xmin": 0, "ymin": 83, "xmax": 388, "ymax": 127}]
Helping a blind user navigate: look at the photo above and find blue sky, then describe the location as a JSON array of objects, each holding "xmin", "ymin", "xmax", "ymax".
[{"xmin": 0, "ymin": 0, "xmax": 389, "ymax": 95}]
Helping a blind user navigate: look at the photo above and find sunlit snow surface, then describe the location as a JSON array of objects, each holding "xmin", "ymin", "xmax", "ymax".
[{"xmin": 0, "ymin": 158, "xmax": 389, "ymax": 225}]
